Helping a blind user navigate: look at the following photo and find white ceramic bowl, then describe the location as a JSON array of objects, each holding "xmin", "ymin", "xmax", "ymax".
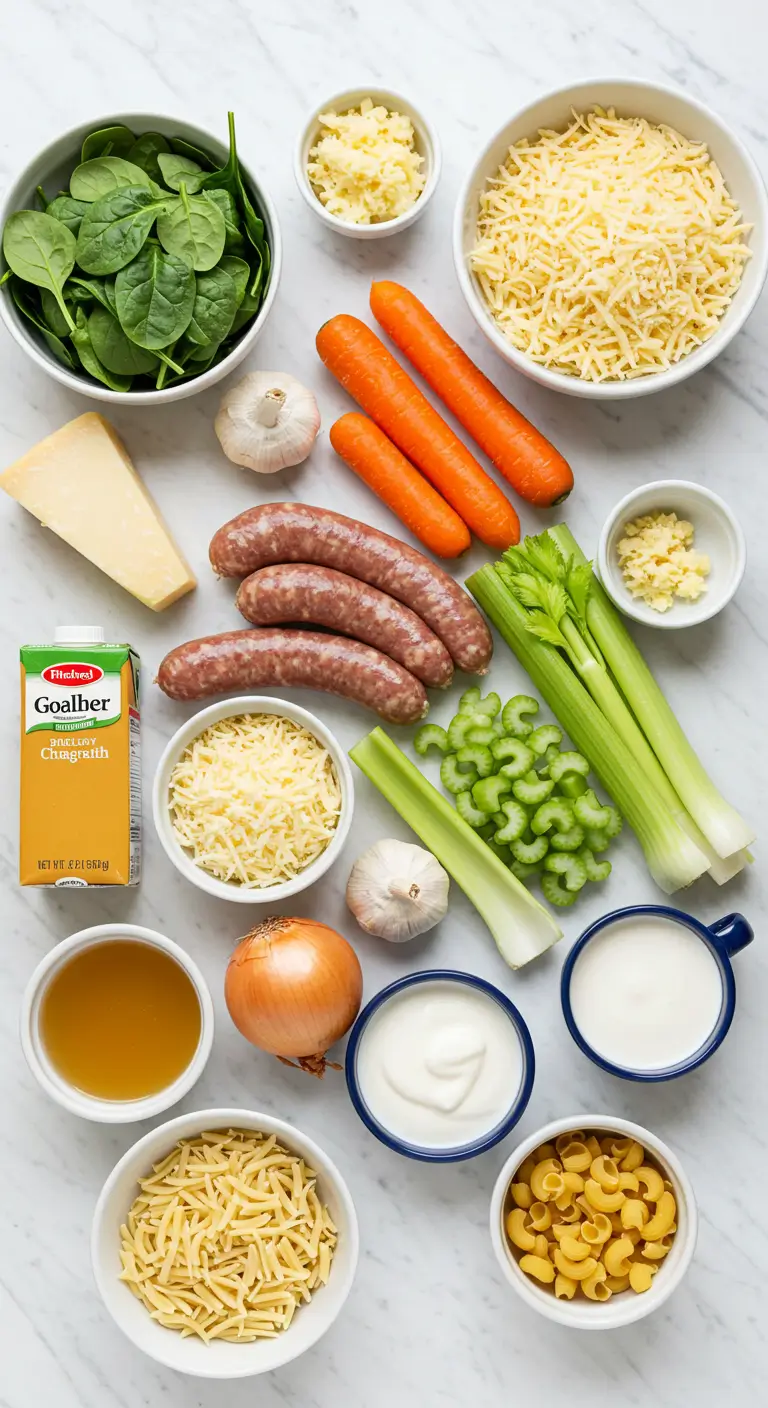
[
  {"xmin": 598, "ymin": 479, "xmax": 746, "ymax": 628},
  {"xmin": 490, "ymin": 1114, "xmax": 698, "ymax": 1329},
  {"xmin": 454, "ymin": 78, "xmax": 768, "ymax": 399},
  {"xmin": 153, "ymin": 694, "xmax": 354, "ymax": 903},
  {"xmin": 20, "ymin": 923, "xmax": 214, "ymax": 1122},
  {"xmin": 295, "ymin": 86, "xmax": 441, "ymax": 238},
  {"xmin": 0, "ymin": 111, "xmax": 281, "ymax": 404},
  {"xmin": 92, "ymin": 1106, "xmax": 359, "ymax": 1377}
]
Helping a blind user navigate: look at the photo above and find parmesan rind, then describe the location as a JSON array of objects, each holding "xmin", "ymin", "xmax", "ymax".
[
  {"xmin": 617, "ymin": 511, "xmax": 710, "ymax": 611},
  {"xmin": 307, "ymin": 96, "xmax": 425, "ymax": 225},
  {"xmin": 470, "ymin": 108, "xmax": 752, "ymax": 382},
  {"xmin": 169, "ymin": 713, "xmax": 341, "ymax": 888}
]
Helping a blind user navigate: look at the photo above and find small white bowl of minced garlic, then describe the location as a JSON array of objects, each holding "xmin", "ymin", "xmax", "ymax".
[
  {"xmin": 598, "ymin": 480, "xmax": 746, "ymax": 629},
  {"xmin": 295, "ymin": 87, "xmax": 441, "ymax": 238}
]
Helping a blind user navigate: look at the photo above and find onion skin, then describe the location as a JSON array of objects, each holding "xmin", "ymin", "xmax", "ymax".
[{"xmin": 225, "ymin": 917, "xmax": 363, "ymax": 1075}]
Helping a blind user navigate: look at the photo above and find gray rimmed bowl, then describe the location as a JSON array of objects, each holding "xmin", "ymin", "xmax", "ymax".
[{"xmin": 0, "ymin": 112, "xmax": 281, "ymax": 404}]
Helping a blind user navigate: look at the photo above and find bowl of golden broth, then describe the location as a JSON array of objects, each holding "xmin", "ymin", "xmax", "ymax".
[{"xmin": 20, "ymin": 923, "xmax": 214, "ymax": 1122}]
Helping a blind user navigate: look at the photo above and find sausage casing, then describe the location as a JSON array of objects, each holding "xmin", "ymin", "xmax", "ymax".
[
  {"xmin": 156, "ymin": 628, "xmax": 429, "ymax": 725},
  {"xmin": 209, "ymin": 502, "xmax": 492, "ymax": 675},
  {"xmin": 235, "ymin": 564, "xmax": 453, "ymax": 689}
]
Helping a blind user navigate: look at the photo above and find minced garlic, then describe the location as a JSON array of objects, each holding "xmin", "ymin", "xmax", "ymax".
[
  {"xmin": 307, "ymin": 97, "xmax": 425, "ymax": 225},
  {"xmin": 617, "ymin": 511, "xmax": 710, "ymax": 612}
]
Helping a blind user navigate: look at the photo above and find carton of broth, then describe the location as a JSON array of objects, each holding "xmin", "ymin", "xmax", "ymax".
[{"xmin": 20, "ymin": 627, "xmax": 140, "ymax": 886}]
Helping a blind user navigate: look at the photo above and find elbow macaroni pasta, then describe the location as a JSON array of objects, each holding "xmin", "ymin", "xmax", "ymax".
[{"xmin": 504, "ymin": 1129, "xmax": 677, "ymax": 1304}]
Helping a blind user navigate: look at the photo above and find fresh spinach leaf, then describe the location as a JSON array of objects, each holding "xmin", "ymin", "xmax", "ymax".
[
  {"xmin": 71, "ymin": 307, "xmax": 133, "ymax": 389},
  {"xmin": 2, "ymin": 210, "xmax": 75, "ymax": 330},
  {"xmin": 68, "ymin": 274, "xmax": 115, "ymax": 314},
  {"xmin": 114, "ymin": 243, "xmax": 195, "ymax": 348},
  {"xmin": 157, "ymin": 153, "xmax": 206, "ymax": 194},
  {"xmin": 218, "ymin": 254, "xmax": 249, "ymax": 305},
  {"xmin": 88, "ymin": 303, "xmax": 160, "ymax": 374},
  {"xmin": 228, "ymin": 259, "xmax": 263, "ymax": 336},
  {"xmin": 206, "ymin": 188, "xmax": 245, "ymax": 252},
  {"xmin": 75, "ymin": 188, "xmax": 168, "ymax": 275},
  {"xmin": 9, "ymin": 277, "xmax": 76, "ymax": 367},
  {"xmin": 70, "ymin": 156, "xmax": 153, "ymax": 202},
  {"xmin": 81, "ymin": 125, "xmax": 136, "ymax": 163},
  {"xmin": 40, "ymin": 287, "xmax": 73, "ymax": 337},
  {"xmin": 170, "ymin": 136, "xmax": 215, "ymax": 170},
  {"xmin": 47, "ymin": 195, "xmax": 88, "ymax": 235},
  {"xmin": 186, "ymin": 263, "xmax": 239, "ymax": 346},
  {"xmin": 128, "ymin": 132, "xmax": 170, "ymax": 183},
  {"xmin": 156, "ymin": 186, "xmax": 226, "ymax": 271}
]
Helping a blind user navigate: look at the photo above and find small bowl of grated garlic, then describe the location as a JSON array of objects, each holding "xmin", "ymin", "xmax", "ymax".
[
  {"xmin": 597, "ymin": 480, "xmax": 746, "ymax": 630},
  {"xmin": 295, "ymin": 87, "xmax": 441, "ymax": 238}
]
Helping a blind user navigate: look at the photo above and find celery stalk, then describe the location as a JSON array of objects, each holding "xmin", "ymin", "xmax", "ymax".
[
  {"xmin": 549, "ymin": 525, "xmax": 755, "ymax": 861},
  {"xmin": 466, "ymin": 566, "xmax": 710, "ymax": 894},
  {"xmin": 349, "ymin": 728, "xmax": 562, "ymax": 969}
]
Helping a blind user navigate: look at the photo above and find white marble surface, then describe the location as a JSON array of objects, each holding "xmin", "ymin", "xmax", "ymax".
[{"xmin": 0, "ymin": 2, "xmax": 766, "ymax": 1404}]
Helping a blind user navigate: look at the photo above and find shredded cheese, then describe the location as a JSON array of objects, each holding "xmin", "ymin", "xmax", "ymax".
[
  {"xmin": 119, "ymin": 1129, "xmax": 337, "ymax": 1342},
  {"xmin": 617, "ymin": 511, "xmax": 710, "ymax": 611},
  {"xmin": 169, "ymin": 713, "xmax": 341, "ymax": 888},
  {"xmin": 307, "ymin": 97, "xmax": 425, "ymax": 225},
  {"xmin": 470, "ymin": 108, "xmax": 752, "ymax": 381}
]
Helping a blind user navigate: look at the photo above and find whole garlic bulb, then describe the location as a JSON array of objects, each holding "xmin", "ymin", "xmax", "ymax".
[
  {"xmin": 346, "ymin": 839, "xmax": 449, "ymax": 942},
  {"xmin": 215, "ymin": 371, "xmax": 321, "ymax": 474}
]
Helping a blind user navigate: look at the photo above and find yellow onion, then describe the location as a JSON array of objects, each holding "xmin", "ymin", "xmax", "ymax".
[{"xmin": 225, "ymin": 917, "xmax": 363, "ymax": 1076}]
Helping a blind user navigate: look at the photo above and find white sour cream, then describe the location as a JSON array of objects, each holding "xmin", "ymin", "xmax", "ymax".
[
  {"xmin": 568, "ymin": 915, "xmax": 724, "ymax": 1071},
  {"xmin": 355, "ymin": 981, "xmax": 524, "ymax": 1149}
]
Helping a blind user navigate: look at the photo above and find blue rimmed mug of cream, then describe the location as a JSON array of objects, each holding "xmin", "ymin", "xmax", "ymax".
[
  {"xmin": 345, "ymin": 970, "xmax": 534, "ymax": 1162},
  {"xmin": 561, "ymin": 905, "xmax": 753, "ymax": 1081}
]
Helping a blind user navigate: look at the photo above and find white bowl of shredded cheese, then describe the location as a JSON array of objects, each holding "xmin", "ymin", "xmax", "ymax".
[
  {"xmin": 295, "ymin": 87, "xmax": 441, "ymax": 237},
  {"xmin": 152, "ymin": 696, "xmax": 354, "ymax": 902},
  {"xmin": 597, "ymin": 480, "xmax": 746, "ymax": 628},
  {"xmin": 454, "ymin": 79, "xmax": 768, "ymax": 397}
]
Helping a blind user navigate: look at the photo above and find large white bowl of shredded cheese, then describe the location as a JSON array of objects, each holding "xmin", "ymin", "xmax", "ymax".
[
  {"xmin": 454, "ymin": 78, "xmax": 768, "ymax": 397},
  {"xmin": 152, "ymin": 696, "xmax": 354, "ymax": 903}
]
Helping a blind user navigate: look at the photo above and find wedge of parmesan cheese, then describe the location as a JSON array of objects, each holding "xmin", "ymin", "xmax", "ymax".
[
  {"xmin": 470, "ymin": 108, "xmax": 752, "ymax": 382},
  {"xmin": 307, "ymin": 97, "xmax": 425, "ymax": 225}
]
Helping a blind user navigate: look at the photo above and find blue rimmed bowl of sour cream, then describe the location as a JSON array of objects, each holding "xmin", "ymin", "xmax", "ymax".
[
  {"xmin": 561, "ymin": 905, "xmax": 753, "ymax": 1082},
  {"xmin": 345, "ymin": 970, "xmax": 535, "ymax": 1162}
]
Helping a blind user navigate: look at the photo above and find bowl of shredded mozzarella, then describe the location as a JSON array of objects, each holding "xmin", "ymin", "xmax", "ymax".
[
  {"xmin": 152, "ymin": 696, "xmax": 354, "ymax": 902},
  {"xmin": 454, "ymin": 78, "xmax": 768, "ymax": 397}
]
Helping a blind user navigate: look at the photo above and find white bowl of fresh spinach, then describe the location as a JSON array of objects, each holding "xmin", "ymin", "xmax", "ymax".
[{"xmin": 0, "ymin": 112, "xmax": 280, "ymax": 402}]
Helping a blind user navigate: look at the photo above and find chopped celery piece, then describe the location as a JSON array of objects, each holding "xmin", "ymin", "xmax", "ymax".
[
  {"xmin": 447, "ymin": 714, "xmax": 476, "ymax": 750},
  {"xmin": 456, "ymin": 790, "xmax": 490, "ymax": 828},
  {"xmin": 413, "ymin": 723, "xmax": 449, "ymax": 757},
  {"xmin": 494, "ymin": 799, "xmax": 529, "ymax": 844},
  {"xmin": 458, "ymin": 686, "xmax": 482, "ymax": 713},
  {"xmin": 457, "ymin": 744, "xmax": 493, "ymax": 778},
  {"xmin": 585, "ymin": 826, "xmax": 612, "ymax": 853},
  {"xmin": 529, "ymin": 724, "xmax": 563, "ymax": 757},
  {"xmin": 350, "ymin": 728, "xmax": 562, "ymax": 969},
  {"xmin": 509, "ymin": 856, "xmax": 541, "ymax": 880},
  {"xmin": 472, "ymin": 774, "xmax": 512, "ymax": 813},
  {"xmin": 531, "ymin": 799, "xmax": 583, "ymax": 851},
  {"xmin": 441, "ymin": 754, "xmax": 477, "ymax": 795},
  {"xmin": 513, "ymin": 771, "xmax": 555, "ymax": 806},
  {"xmin": 466, "ymin": 724, "xmax": 497, "ymax": 746},
  {"xmin": 549, "ymin": 751, "xmax": 589, "ymax": 785},
  {"xmin": 466, "ymin": 564, "xmax": 709, "ymax": 893},
  {"xmin": 536, "ymin": 743, "xmax": 561, "ymax": 777},
  {"xmin": 550, "ymin": 825, "xmax": 585, "ymax": 853},
  {"xmin": 474, "ymin": 691, "xmax": 501, "ymax": 718},
  {"xmin": 541, "ymin": 871, "xmax": 580, "ymax": 907},
  {"xmin": 511, "ymin": 835, "xmax": 549, "ymax": 865},
  {"xmin": 491, "ymin": 737, "xmax": 534, "ymax": 777},
  {"xmin": 501, "ymin": 694, "xmax": 539, "ymax": 738},
  {"xmin": 602, "ymin": 806, "xmax": 623, "ymax": 839},
  {"xmin": 558, "ymin": 772, "xmax": 588, "ymax": 799},
  {"xmin": 544, "ymin": 851, "xmax": 587, "ymax": 891},
  {"xmin": 578, "ymin": 846, "xmax": 612, "ymax": 882},
  {"xmin": 574, "ymin": 789, "xmax": 613, "ymax": 829}
]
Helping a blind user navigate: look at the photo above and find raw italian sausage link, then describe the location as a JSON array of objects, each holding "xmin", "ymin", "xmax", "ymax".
[
  {"xmin": 156, "ymin": 628, "xmax": 429, "ymax": 725},
  {"xmin": 235, "ymin": 564, "xmax": 454, "ymax": 689},
  {"xmin": 209, "ymin": 502, "xmax": 492, "ymax": 675}
]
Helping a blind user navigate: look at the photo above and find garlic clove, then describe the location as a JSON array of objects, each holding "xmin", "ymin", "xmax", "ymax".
[
  {"xmin": 215, "ymin": 371, "xmax": 321, "ymax": 474},
  {"xmin": 346, "ymin": 838, "xmax": 449, "ymax": 942}
]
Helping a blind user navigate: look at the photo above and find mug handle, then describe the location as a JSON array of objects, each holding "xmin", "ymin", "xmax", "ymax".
[{"xmin": 708, "ymin": 912, "xmax": 754, "ymax": 956}]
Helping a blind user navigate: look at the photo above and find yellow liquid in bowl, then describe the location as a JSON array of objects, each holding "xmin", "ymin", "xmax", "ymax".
[{"xmin": 40, "ymin": 939, "xmax": 201, "ymax": 1100}]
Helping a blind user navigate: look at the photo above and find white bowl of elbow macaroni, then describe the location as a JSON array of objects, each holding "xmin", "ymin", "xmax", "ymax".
[{"xmin": 489, "ymin": 1114, "xmax": 698, "ymax": 1329}]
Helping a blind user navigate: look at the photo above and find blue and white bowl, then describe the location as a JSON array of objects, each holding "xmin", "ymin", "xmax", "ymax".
[{"xmin": 345, "ymin": 969, "xmax": 535, "ymax": 1163}]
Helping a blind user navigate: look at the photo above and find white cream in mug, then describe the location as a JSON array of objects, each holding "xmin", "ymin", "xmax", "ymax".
[
  {"xmin": 355, "ymin": 981, "xmax": 523, "ymax": 1148},
  {"xmin": 569, "ymin": 915, "xmax": 724, "ymax": 1071}
]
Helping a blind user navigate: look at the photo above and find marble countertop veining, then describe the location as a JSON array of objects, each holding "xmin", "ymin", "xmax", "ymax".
[{"xmin": 1, "ymin": 2, "xmax": 766, "ymax": 1405}]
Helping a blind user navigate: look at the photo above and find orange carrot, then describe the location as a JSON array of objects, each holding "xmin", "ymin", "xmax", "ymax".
[
  {"xmin": 330, "ymin": 413, "xmax": 471, "ymax": 560},
  {"xmin": 369, "ymin": 281, "xmax": 574, "ymax": 507},
  {"xmin": 317, "ymin": 314, "xmax": 520, "ymax": 550}
]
